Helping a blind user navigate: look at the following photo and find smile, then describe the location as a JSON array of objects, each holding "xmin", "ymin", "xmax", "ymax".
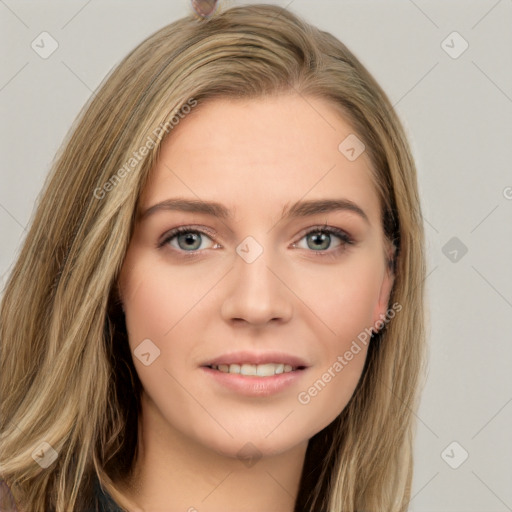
[{"xmin": 207, "ymin": 363, "xmax": 304, "ymax": 377}]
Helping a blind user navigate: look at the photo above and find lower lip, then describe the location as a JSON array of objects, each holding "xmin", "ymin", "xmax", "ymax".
[{"xmin": 200, "ymin": 367, "xmax": 307, "ymax": 397}]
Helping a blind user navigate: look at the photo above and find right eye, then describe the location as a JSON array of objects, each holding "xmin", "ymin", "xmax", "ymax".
[{"xmin": 158, "ymin": 226, "xmax": 220, "ymax": 253}]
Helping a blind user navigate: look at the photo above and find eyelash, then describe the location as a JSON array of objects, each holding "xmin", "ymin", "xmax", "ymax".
[{"xmin": 157, "ymin": 224, "xmax": 355, "ymax": 259}]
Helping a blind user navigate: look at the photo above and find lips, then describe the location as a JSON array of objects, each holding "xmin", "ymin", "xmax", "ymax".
[
  {"xmin": 200, "ymin": 351, "xmax": 309, "ymax": 396},
  {"xmin": 202, "ymin": 351, "xmax": 308, "ymax": 370}
]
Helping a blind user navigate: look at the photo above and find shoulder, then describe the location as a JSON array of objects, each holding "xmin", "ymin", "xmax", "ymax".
[{"xmin": 0, "ymin": 476, "xmax": 126, "ymax": 512}]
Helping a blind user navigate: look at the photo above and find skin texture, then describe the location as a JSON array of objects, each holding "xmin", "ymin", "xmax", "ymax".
[{"xmin": 116, "ymin": 94, "xmax": 394, "ymax": 511}]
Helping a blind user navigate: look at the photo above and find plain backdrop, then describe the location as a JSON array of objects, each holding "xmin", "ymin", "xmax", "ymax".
[{"xmin": 1, "ymin": 1, "xmax": 511, "ymax": 510}]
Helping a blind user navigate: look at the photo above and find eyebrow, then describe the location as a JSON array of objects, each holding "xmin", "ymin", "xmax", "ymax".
[{"xmin": 138, "ymin": 197, "xmax": 370, "ymax": 225}]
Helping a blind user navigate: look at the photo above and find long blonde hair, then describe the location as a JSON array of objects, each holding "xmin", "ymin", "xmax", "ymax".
[{"xmin": 0, "ymin": 4, "xmax": 426, "ymax": 511}]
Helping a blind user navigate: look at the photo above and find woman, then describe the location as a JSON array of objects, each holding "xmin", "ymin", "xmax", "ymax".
[{"xmin": 0, "ymin": 3, "xmax": 426, "ymax": 511}]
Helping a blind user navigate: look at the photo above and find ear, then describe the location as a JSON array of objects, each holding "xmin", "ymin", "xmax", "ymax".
[{"xmin": 371, "ymin": 243, "xmax": 396, "ymax": 328}]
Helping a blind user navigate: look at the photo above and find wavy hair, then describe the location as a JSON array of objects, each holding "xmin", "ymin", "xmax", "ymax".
[{"xmin": 0, "ymin": 4, "xmax": 426, "ymax": 511}]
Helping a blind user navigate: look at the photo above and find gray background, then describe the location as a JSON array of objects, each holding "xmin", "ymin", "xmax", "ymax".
[{"xmin": 1, "ymin": 1, "xmax": 511, "ymax": 510}]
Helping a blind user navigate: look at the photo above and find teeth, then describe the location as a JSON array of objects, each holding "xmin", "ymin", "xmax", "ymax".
[
  {"xmin": 211, "ymin": 363, "xmax": 297, "ymax": 376},
  {"xmin": 241, "ymin": 364, "xmax": 256, "ymax": 376}
]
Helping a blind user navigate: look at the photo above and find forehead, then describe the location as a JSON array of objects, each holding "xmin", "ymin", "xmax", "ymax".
[{"xmin": 139, "ymin": 94, "xmax": 381, "ymax": 224}]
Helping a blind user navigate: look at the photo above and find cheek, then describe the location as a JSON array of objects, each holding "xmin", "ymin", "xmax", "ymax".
[
  {"xmin": 123, "ymin": 277, "xmax": 172, "ymax": 344},
  {"xmin": 120, "ymin": 260, "xmax": 206, "ymax": 414},
  {"xmin": 121, "ymin": 254, "xmax": 212, "ymax": 344},
  {"xmin": 292, "ymin": 252, "xmax": 384, "ymax": 342},
  {"xmin": 290, "ymin": 255, "xmax": 381, "ymax": 418}
]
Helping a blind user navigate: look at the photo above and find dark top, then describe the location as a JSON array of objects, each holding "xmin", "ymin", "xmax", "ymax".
[{"xmin": 93, "ymin": 475, "xmax": 127, "ymax": 512}]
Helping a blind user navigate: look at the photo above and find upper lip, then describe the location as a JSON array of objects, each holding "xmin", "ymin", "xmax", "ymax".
[{"xmin": 202, "ymin": 351, "xmax": 309, "ymax": 368}]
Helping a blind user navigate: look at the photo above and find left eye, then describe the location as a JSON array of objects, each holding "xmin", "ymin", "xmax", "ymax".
[{"xmin": 294, "ymin": 227, "xmax": 353, "ymax": 252}]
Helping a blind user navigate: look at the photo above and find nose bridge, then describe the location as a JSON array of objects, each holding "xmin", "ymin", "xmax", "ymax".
[{"xmin": 220, "ymin": 236, "xmax": 292, "ymax": 325}]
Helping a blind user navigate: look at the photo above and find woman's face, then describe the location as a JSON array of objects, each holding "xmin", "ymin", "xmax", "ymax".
[{"xmin": 118, "ymin": 94, "xmax": 394, "ymax": 459}]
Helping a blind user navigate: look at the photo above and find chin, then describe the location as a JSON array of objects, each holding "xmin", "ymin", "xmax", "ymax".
[{"xmin": 189, "ymin": 418, "xmax": 320, "ymax": 462}]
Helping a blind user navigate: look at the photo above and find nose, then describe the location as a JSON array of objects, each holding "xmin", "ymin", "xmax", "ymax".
[{"xmin": 220, "ymin": 245, "xmax": 293, "ymax": 327}]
